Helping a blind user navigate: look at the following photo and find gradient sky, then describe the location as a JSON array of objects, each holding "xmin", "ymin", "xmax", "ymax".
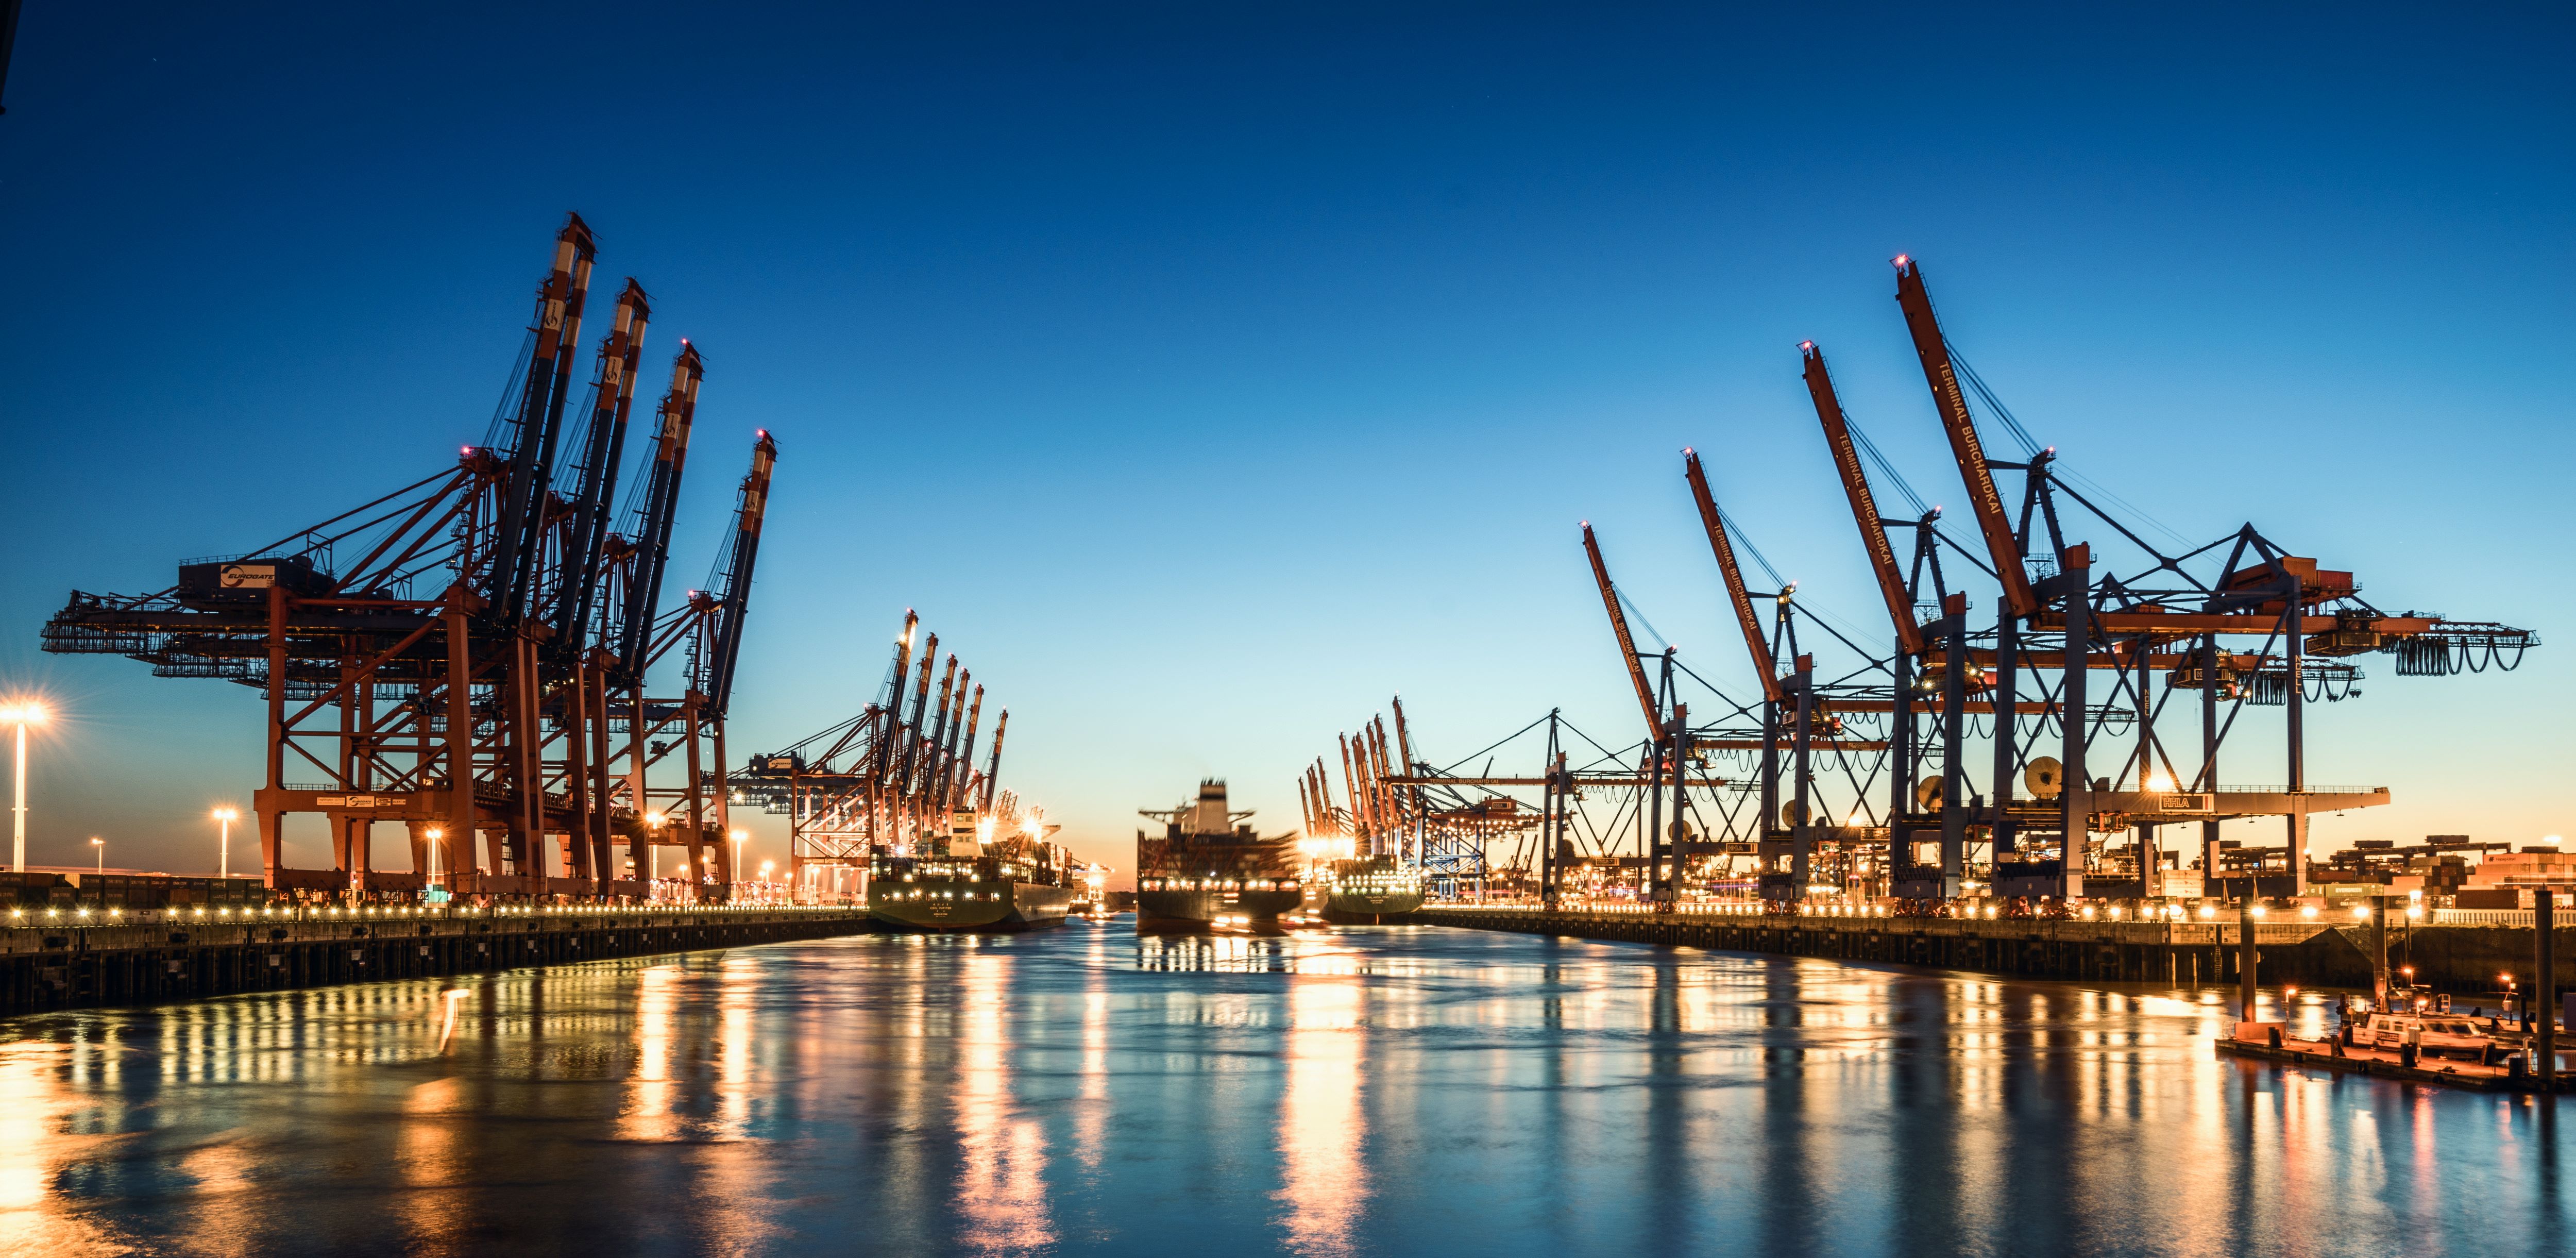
[{"xmin": 2, "ymin": 3, "xmax": 2569, "ymax": 883}]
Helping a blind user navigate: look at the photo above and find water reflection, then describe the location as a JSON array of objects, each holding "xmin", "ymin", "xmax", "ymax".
[
  {"xmin": 1277, "ymin": 979, "xmax": 1366, "ymax": 1256},
  {"xmin": 0, "ymin": 921, "xmax": 2558, "ymax": 1255}
]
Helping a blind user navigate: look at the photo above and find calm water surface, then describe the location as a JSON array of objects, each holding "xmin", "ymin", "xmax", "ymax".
[{"xmin": 0, "ymin": 919, "xmax": 2562, "ymax": 1256}]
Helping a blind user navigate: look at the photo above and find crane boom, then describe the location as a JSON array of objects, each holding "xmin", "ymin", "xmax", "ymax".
[
  {"xmin": 612, "ymin": 344, "xmax": 702, "ymax": 682},
  {"xmin": 555, "ymin": 278, "xmax": 650, "ymax": 649},
  {"xmin": 701, "ymin": 429, "xmax": 776, "ymax": 717},
  {"xmin": 1892, "ymin": 256, "xmax": 2038, "ymax": 618},
  {"xmin": 873, "ymin": 612, "xmax": 918, "ymax": 789},
  {"xmin": 1682, "ymin": 449, "xmax": 1782, "ymax": 701},
  {"xmin": 1580, "ymin": 523, "xmax": 1661, "ymax": 733},
  {"xmin": 978, "ymin": 710, "xmax": 1008, "ymax": 811},
  {"xmin": 488, "ymin": 214, "xmax": 597, "ymax": 620},
  {"xmin": 948, "ymin": 684, "xmax": 984, "ymax": 812},
  {"xmin": 1802, "ymin": 342, "xmax": 1927, "ymax": 656}
]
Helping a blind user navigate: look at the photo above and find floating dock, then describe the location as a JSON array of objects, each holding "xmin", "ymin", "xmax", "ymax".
[{"xmin": 2216, "ymin": 1027, "xmax": 2572, "ymax": 1094}]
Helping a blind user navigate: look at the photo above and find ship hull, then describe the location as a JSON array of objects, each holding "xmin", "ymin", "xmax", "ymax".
[
  {"xmin": 870, "ymin": 880, "xmax": 1076, "ymax": 932},
  {"xmin": 1136, "ymin": 886, "xmax": 1304, "ymax": 926},
  {"xmin": 1320, "ymin": 888, "xmax": 1426, "ymax": 924}
]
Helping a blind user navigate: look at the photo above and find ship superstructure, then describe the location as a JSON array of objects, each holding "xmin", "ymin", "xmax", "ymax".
[{"xmin": 1136, "ymin": 781, "xmax": 1303, "ymax": 926}]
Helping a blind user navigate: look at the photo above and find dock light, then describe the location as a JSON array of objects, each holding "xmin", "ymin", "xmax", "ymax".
[
  {"xmin": 2546, "ymin": 835, "xmax": 2565, "ymax": 846},
  {"xmin": 2249, "ymin": 904, "xmax": 2268, "ymax": 919},
  {"xmin": 2082, "ymin": 907, "xmax": 2096, "ymax": 919},
  {"xmin": 89, "ymin": 835, "xmax": 104, "ymax": 876},
  {"xmin": 4, "ymin": 700, "xmax": 49, "ymax": 874},
  {"xmin": 2108, "ymin": 905, "xmax": 2123, "ymax": 919},
  {"xmin": 2406, "ymin": 905, "xmax": 2424, "ymax": 920},
  {"xmin": 2353, "ymin": 905, "xmax": 2372, "ymax": 921}
]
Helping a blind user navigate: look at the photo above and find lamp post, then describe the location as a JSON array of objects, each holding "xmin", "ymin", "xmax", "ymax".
[
  {"xmin": 90, "ymin": 835, "xmax": 104, "ymax": 876},
  {"xmin": 645, "ymin": 812, "xmax": 666, "ymax": 901},
  {"xmin": 730, "ymin": 829, "xmax": 748, "ymax": 896},
  {"xmin": 212, "ymin": 808, "xmax": 238, "ymax": 879},
  {"xmin": 425, "ymin": 827, "xmax": 444, "ymax": 890},
  {"xmin": 4, "ymin": 702, "xmax": 47, "ymax": 874}
]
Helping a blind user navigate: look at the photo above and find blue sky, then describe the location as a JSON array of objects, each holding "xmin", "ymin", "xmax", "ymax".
[{"xmin": 1, "ymin": 3, "xmax": 2569, "ymax": 879}]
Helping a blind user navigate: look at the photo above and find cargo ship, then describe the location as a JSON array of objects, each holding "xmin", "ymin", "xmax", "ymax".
[
  {"xmin": 868, "ymin": 811, "xmax": 1078, "ymax": 932},
  {"xmin": 1319, "ymin": 854, "xmax": 1426, "ymax": 924},
  {"xmin": 1136, "ymin": 780, "xmax": 1303, "ymax": 927}
]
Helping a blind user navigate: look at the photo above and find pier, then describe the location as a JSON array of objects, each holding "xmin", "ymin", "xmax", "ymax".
[
  {"xmin": 1410, "ymin": 904, "xmax": 2574, "ymax": 996},
  {"xmin": 0, "ymin": 903, "xmax": 873, "ymax": 1016}
]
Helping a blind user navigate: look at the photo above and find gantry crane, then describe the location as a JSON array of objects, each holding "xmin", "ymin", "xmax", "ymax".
[
  {"xmin": 733, "ymin": 610, "xmax": 1018, "ymax": 898},
  {"xmin": 42, "ymin": 215, "xmax": 778, "ymax": 904},
  {"xmin": 1862, "ymin": 254, "xmax": 2536, "ymax": 903}
]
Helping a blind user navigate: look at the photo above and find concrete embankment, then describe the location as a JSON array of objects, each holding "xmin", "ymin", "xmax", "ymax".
[
  {"xmin": 0, "ymin": 904, "xmax": 877, "ymax": 1015},
  {"xmin": 1410, "ymin": 906, "xmax": 2576, "ymax": 994}
]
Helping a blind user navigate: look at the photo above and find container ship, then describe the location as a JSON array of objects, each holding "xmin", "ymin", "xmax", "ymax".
[
  {"xmin": 1136, "ymin": 780, "xmax": 1303, "ymax": 928},
  {"xmin": 869, "ymin": 811, "xmax": 1078, "ymax": 932},
  {"xmin": 1319, "ymin": 854, "xmax": 1426, "ymax": 924}
]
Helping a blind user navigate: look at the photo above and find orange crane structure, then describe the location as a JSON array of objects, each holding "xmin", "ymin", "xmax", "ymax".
[
  {"xmin": 43, "ymin": 215, "xmax": 781, "ymax": 903},
  {"xmin": 1797, "ymin": 254, "xmax": 2539, "ymax": 905},
  {"xmin": 1362, "ymin": 254, "xmax": 2536, "ymax": 915},
  {"xmin": 732, "ymin": 611, "xmax": 1019, "ymax": 899}
]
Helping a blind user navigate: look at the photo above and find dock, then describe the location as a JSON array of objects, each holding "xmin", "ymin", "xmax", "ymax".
[
  {"xmin": 0, "ymin": 903, "xmax": 875, "ymax": 1016},
  {"xmin": 2215, "ymin": 1026, "xmax": 2574, "ymax": 1093},
  {"xmin": 1411, "ymin": 903, "xmax": 2354, "ymax": 984}
]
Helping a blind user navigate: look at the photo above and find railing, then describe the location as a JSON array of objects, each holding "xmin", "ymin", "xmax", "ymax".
[
  {"xmin": 2432, "ymin": 909, "xmax": 2536, "ymax": 927},
  {"xmin": 2210, "ymin": 784, "xmax": 2385, "ymax": 796}
]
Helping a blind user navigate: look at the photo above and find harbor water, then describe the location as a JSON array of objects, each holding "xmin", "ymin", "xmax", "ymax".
[{"xmin": 0, "ymin": 918, "xmax": 2564, "ymax": 1256}]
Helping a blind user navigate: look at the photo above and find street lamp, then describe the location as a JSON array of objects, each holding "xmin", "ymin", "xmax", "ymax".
[
  {"xmin": 212, "ymin": 807, "xmax": 238, "ymax": 878},
  {"xmin": 645, "ymin": 812, "xmax": 666, "ymax": 899},
  {"xmin": 730, "ymin": 828, "xmax": 748, "ymax": 889},
  {"xmin": 90, "ymin": 835, "xmax": 104, "ymax": 876},
  {"xmin": 425, "ymin": 827, "xmax": 444, "ymax": 889},
  {"xmin": 3, "ymin": 702, "xmax": 48, "ymax": 874}
]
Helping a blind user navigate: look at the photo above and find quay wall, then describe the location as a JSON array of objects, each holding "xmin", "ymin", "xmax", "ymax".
[
  {"xmin": 0, "ymin": 905, "xmax": 876, "ymax": 1016},
  {"xmin": 1410, "ymin": 907, "xmax": 2576, "ymax": 995}
]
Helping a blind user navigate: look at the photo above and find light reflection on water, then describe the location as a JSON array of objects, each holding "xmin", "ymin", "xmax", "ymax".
[{"xmin": 0, "ymin": 919, "xmax": 2562, "ymax": 1256}]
